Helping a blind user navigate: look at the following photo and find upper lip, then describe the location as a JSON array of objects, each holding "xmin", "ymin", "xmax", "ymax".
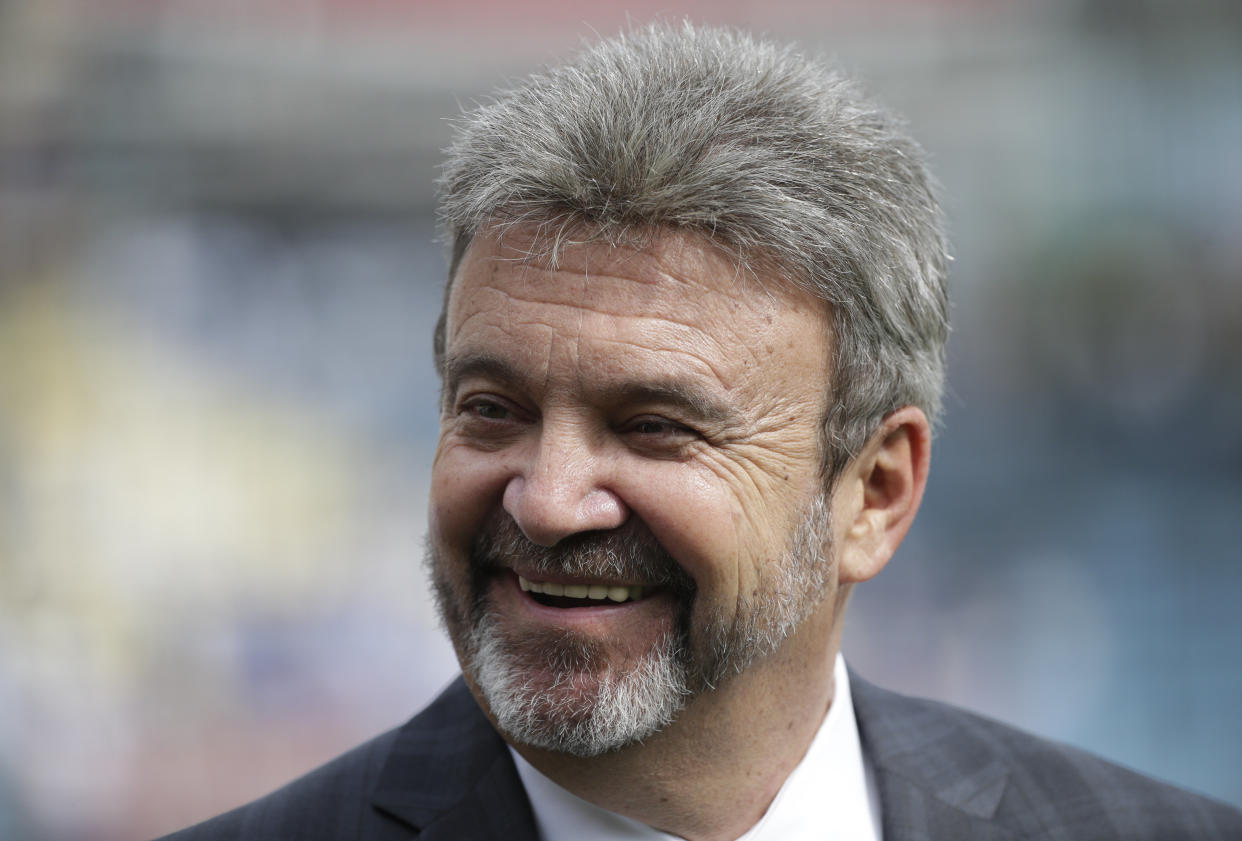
[{"xmin": 510, "ymin": 569, "xmax": 648, "ymax": 589}]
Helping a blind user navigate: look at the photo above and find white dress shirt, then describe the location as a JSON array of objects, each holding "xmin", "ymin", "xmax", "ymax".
[{"xmin": 511, "ymin": 654, "xmax": 882, "ymax": 841}]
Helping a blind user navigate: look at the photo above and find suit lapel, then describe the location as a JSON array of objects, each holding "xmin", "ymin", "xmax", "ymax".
[
  {"xmin": 873, "ymin": 768, "xmax": 1016, "ymax": 841},
  {"xmin": 369, "ymin": 678, "xmax": 540, "ymax": 841},
  {"xmin": 405, "ymin": 754, "xmax": 538, "ymax": 841},
  {"xmin": 850, "ymin": 670, "xmax": 1018, "ymax": 841}
]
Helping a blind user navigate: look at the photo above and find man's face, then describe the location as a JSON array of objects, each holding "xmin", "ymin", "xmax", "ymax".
[{"xmin": 428, "ymin": 227, "xmax": 840, "ymax": 756}]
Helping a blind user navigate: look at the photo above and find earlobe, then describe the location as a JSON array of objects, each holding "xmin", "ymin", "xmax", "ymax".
[{"xmin": 835, "ymin": 406, "xmax": 931, "ymax": 584}]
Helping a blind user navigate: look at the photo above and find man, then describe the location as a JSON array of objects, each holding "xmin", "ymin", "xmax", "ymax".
[{"xmin": 161, "ymin": 23, "xmax": 1242, "ymax": 841}]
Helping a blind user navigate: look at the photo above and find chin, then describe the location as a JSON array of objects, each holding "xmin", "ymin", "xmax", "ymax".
[{"xmin": 466, "ymin": 613, "xmax": 691, "ymax": 757}]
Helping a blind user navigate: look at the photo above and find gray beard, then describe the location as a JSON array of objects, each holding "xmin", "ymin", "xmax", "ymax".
[
  {"xmin": 467, "ymin": 612, "xmax": 690, "ymax": 756},
  {"xmin": 431, "ymin": 493, "xmax": 832, "ymax": 758}
]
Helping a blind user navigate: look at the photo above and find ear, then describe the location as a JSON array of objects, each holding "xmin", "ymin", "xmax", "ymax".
[{"xmin": 833, "ymin": 406, "xmax": 931, "ymax": 584}]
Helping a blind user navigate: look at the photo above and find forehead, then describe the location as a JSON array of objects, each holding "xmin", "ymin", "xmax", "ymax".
[
  {"xmin": 449, "ymin": 226, "xmax": 825, "ymax": 327},
  {"xmin": 443, "ymin": 226, "xmax": 831, "ymax": 398}
]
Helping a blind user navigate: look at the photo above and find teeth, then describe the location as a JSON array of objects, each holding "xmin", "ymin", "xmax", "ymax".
[{"xmin": 518, "ymin": 576, "xmax": 647, "ymax": 604}]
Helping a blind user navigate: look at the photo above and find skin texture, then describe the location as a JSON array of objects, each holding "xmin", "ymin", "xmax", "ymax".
[{"xmin": 428, "ymin": 225, "xmax": 930, "ymax": 841}]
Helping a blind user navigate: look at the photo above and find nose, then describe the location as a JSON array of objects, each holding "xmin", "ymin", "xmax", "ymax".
[{"xmin": 502, "ymin": 425, "xmax": 628, "ymax": 546}]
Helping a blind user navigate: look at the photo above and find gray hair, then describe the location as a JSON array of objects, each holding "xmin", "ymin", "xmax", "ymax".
[{"xmin": 435, "ymin": 23, "xmax": 949, "ymax": 482}]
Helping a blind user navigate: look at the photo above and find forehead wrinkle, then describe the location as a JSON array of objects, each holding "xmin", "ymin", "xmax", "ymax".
[
  {"xmin": 457, "ymin": 278, "xmax": 661, "ymax": 327},
  {"xmin": 453, "ymin": 283, "xmax": 744, "ymax": 391},
  {"xmin": 467, "ymin": 223, "xmax": 816, "ymax": 320},
  {"xmin": 585, "ymin": 334, "xmax": 734, "ymax": 393},
  {"xmin": 458, "ymin": 246, "xmax": 788, "ymax": 341},
  {"xmin": 481, "ymin": 242, "xmax": 751, "ymax": 310}
]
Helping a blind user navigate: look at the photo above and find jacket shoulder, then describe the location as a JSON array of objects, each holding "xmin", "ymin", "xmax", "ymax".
[{"xmin": 852, "ymin": 673, "xmax": 1242, "ymax": 840}]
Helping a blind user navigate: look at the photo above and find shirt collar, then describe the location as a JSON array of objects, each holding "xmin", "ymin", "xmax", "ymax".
[{"xmin": 510, "ymin": 654, "xmax": 882, "ymax": 841}]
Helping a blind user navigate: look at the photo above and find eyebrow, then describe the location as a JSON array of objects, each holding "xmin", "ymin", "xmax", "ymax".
[
  {"xmin": 441, "ymin": 352, "xmax": 525, "ymax": 404},
  {"xmin": 602, "ymin": 381, "xmax": 732, "ymax": 427},
  {"xmin": 441, "ymin": 350, "xmax": 734, "ymax": 427}
]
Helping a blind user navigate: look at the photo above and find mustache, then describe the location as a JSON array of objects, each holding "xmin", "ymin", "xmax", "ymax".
[{"xmin": 471, "ymin": 512, "xmax": 695, "ymax": 596}]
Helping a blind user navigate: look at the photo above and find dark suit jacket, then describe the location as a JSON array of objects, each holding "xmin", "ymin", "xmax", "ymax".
[{"xmin": 157, "ymin": 673, "xmax": 1242, "ymax": 840}]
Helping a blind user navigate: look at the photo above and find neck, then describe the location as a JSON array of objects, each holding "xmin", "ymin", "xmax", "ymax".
[{"xmin": 512, "ymin": 613, "xmax": 843, "ymax": 841}]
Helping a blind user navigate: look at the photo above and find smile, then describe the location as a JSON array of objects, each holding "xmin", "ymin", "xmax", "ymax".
[{"xmin": 518, "ymin": 575, "xmax": 647, "ymax": 605}]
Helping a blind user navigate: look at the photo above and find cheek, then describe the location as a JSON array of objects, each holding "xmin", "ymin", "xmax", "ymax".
[
  {"xmin": 619, "ymin": 464, "xmax": 753, "ymax": 599},
  {"xmin": 428, "ymin": 439, "xmax": 512, "ymax": 557},
  {"xmin": 621, "ymin": 459, "xmax": 815, "ymax": 602}
]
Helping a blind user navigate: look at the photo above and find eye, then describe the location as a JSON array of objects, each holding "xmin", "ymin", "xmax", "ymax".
[
  {"xmin": 470, "ymin": 400, "xmax": 510, "ymax": 420},
  {"xmin": 621, "ymin": 415, "xmax": 698, "ymax": 447},
  {"xmin": 458, "ymin": 394, "xmax": 525, "ymax": 425},
  {"xmin": 632, "ymin": 418, "xmax": 679, "ymax": 435}
]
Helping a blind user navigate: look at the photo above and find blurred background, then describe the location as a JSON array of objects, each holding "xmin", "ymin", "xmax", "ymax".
[{"xmin": 1, "ymin": 0, "xmax": 1240, "ymax": 838}]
